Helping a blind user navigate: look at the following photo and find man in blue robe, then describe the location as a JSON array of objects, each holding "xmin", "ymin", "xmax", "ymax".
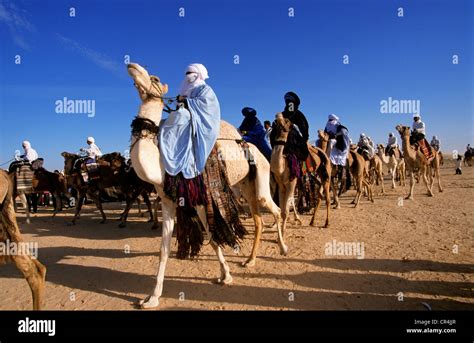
[
  {"xmin": 159, "ymin": 63, "xmax": 220, "ymax": 179},
  {"xmin": 238, "ymin": 107, "xmax": 272, "ymax": 161}
]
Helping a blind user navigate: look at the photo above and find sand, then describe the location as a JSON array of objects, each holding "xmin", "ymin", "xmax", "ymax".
[{"xmin": 1, "ymin": 161, "xmax": 472, "ymax": 310}]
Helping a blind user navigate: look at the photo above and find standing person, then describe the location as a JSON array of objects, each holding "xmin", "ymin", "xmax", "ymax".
[
  {"xmin": 264, "ymin": 120, "xmax": 272, "ymax": 146},
  {"xmin": 270, "ymin": 91, "xmax": 309, "ymax": 161},
  {"xmin": 159, "ymin": 63, "xmax": 220, "ymax": 180},
  {"xmin": 455, "ymin": 155, "xmax": 463, "ymax": 175},
  {"xmin": 238, "ymin": 107, "xmax": 272, "ymax": 161}
]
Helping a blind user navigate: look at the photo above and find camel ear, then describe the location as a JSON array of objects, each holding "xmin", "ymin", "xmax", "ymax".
[
  {"xmin": 61, "ymin": 152, "xmax": 69, "ymax": 158},
  {"xmin": 162, "ymin": 83, "xmax": 168, "ymax": 94}
]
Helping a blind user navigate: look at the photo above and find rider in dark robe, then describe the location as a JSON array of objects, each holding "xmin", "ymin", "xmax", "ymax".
[
  {"xmin": 239, "ymin": 107, "xmax": 272, "ymax": 161},
  {"xmin": 270, "ymin": 91, "xmax": 309, "ymax": 161}
]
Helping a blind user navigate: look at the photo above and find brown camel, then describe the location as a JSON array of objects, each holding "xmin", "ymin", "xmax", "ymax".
[
  {"xmin": 348, "ymin": 145, "xmax": 374, "ymax": 207},
  {"xmin": 11, "ymin": 166, "xmax": 68, "ymax": 224},
  {"xmin": 317, "ymin": 130, "xmax": 371, "ymax": 208},
  {"xmin": 61, "ymin": 152, "xmax": 159, "ymax": 228},
  {"xmin": 395, "ymin": 125, "xmax": 443, "ymax": 199},
  {"xmin": 0, "ymin": 170, "xmax": 46, "ymax": 310},
  {"xmin": 272, "ymin": 114, "xmax": 331, "ymax": 228}
]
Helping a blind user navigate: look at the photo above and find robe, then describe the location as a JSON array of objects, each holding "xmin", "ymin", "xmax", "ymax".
[{"xmin": 159, "ymin": 84, "xmax": 220, "ymax": 179}]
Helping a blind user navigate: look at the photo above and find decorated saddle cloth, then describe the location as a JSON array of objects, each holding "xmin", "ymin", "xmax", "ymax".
[
  {"xmin": 418, "ymin": 138, "xmax": 435, "ymax": 161},
  {"xmin": 164, "ymin": 145, "xmax": 248, "ymax": 259},
  {"xmin": 298, "ymin": 144, "xmax": 327, "ymax": 213},
  {"xmin": 16, "ymin": 165, "xmax": 34, "ymax": 192}
]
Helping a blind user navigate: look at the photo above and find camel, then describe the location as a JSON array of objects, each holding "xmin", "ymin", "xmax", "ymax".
[
  {"xmin": 348, "ymin": 146, "xmax": 374, "ymax": 206},
  {"xmin": 369, "ymin": 154, "xmax": 385, "ymax": 195},
  {"xmin": 127, "ymin": 63, "xmax": 284, "ymax": 308},
  {"xmin": 272, "ymin": 114, "xmax": 331, "ymax": 229},
  {"xmin": 395, "ymin": 125, "xmax": 443, "ymax": 199},
  {"xmin": 0, "ymin": 170, "xmax": 46, "ymax": 310},
  {"xmin": 317, "ymin": 129, "xmax": 344, "ymax": 208},
  {"xmin": 376, "ymin": 144, "xmax": 398, "ymax": 189},
  {"xmin": 10, "ymin": 166, "xmax": 68, "ymax": 224},
  {"xmin": 61, "ymin": 152, "xmax": 159, "ymax": 228}
]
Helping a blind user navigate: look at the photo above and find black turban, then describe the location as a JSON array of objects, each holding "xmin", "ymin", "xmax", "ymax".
[{"xmin": 241, "ymin": 107, "xmax": 257, "ymax": 117}]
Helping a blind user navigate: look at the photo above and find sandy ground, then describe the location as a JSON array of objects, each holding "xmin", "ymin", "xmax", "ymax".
[{"xmin": 1, "ymin": 161, "xmax": 473, "ymax": 310}]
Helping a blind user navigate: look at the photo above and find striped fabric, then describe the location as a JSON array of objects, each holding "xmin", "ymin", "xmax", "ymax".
[{"xmin": 16, "ymin": 165, "xmax": 34, "ymax": 192}]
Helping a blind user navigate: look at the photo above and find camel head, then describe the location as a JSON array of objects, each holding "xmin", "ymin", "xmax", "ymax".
[
  {"xmin": 273, "ymin": 112, "xmax": 292, "ymax": 142},
  {"xmin": 127, "ymin": 63, "xmax": 169, "ymax": 102},
  {"xmin": 99, "ymin": 152, "xmax": 125, "ymax": 174},
  {"xmin": 61, "ymin": 152, "xmax": 79, "ymax": 176},
  {"xmin": 317, "ymin": 129, "xmax": 329, "ymax": 142},
  {"xmin": 396, "ymin": 125, "xmax": 410, "ymax": 138}
]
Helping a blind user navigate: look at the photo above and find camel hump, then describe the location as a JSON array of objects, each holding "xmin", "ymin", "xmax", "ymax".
[{"xmin": 219, "ymin": 120, "xmax": 242, "ymax": 140}]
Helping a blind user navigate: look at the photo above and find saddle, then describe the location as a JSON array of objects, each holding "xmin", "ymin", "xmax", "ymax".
[
  {"xmin": 16, "ymin": 164, "xmax": 34, "ymax": 192},
  {"xmin": 164, "ymin": 145, "xmax": 248, "ymax": 259},
  {"xmin": 415, "ymin": 139, "xmax": 435, "ymax": 161},
  {"xmin": 75, "ymin": 158, "xmax": 100, "ymax": 183}
]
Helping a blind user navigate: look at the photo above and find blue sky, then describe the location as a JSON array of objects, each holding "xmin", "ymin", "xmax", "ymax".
[{"xmin": 0, "ymin": 0, "xmax": 472, "ymax": 170}]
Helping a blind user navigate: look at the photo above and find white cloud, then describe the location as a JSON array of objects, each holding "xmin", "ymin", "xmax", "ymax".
[
  {"xmin": 56, "ymin": 33, "xmax": 124, "ymax": 78},
  {"xmin": 0, "ymin": 0, "xmax": 35, "ymax": 50}
]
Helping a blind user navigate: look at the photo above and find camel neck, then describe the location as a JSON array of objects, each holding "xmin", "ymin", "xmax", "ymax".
[
  {"xmin": 401, "ymin": 133, "xmax": 416, "ymax": 160},
  {"xmin": 137, "ymin": 99, "xmax": 163, "ymax": 125},
  {"xmin": 271, "ymin": 144, "xmax": 286, "ymax": 175}
]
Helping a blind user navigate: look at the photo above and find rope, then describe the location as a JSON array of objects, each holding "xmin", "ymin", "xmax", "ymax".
[{"xmin": 0, "ymin": 158, "xmax": 15, "ymax": 166}]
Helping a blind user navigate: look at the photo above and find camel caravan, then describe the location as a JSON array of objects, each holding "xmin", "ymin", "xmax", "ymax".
[{"xmin": 2, "ymin": 62, "xmax": 459, "ymax": 310}]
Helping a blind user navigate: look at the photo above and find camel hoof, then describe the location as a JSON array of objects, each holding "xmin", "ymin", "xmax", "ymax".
[
  {"xmin": 242, "ymin": 259, "xmax": 255, "ymax": 268},
  {"xmin": 216, "ymin": 275, "xmax": 233, "ymax": 285},
  {"xmin": 139, "ymin": 296, "xmax": 159, "ymax": 309},
  {"xmin": 295, "ymin": 219, "xmax": 302, "ymax": 226},
  {"xmin": 280, "ymin": 245, "xmax": 289, "ymax": 256},
  {"xmin": 26, "ymin": 219, "xmax": 31, "ymax": 224},
  {"xmin": 309, "ymin": 220, "xmax": 316, "ymax": 227},
  {"xmin": 118, "ymin": 222, "xmax": 126, "ymax": 228},
  {"xmin": 151, "ymin": 223, "xmax": 160, "ymax": 230},
  {"xmin": 147, "ymin": 218, "xmax": 153, "ymax": 223},
  {"xmin": 100, "ymin": 220, "xmax": 106, "ymax": 224},
  {"xmin": 428, "ymin": 193, "xmax": 434, "ymax": 197},
  {"xmin": 323, "ymin": 223, "xmax": 329, "ymax": 228}
]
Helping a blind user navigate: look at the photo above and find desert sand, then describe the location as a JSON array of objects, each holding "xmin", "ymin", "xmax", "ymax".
[{"xmin": 1, "ymin": 160, "xmax": 472, "ymax": 310}]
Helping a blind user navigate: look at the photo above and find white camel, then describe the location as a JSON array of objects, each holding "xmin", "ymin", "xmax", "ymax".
[
  {"xmin": 127, "ymin": 63, "xmax": 285, "ymax": 308},
  {"xmin": 376, "ymin": 144, "xmax": 398, "ymax": 189}
]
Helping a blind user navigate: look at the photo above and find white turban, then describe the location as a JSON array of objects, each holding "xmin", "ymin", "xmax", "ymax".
[
  {"xmin": 87, "ymin": 136, "xmax": 95, "ymax": 143},
  {"xmin": 22, "ymin": 140, "xmax": 31, "ymax": 148},
  {"xmin": 179, "ymin": 63, "xmax": 209, "ymax": 97},
  {"xmin": 413, "ymin": 113, "xmax": 420, "ymax": 118},
  {"xmin": 328, "ymin": 114, "xmax": 339, "ymax": 121}
]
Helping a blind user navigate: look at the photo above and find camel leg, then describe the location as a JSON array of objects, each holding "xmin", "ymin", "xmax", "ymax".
[
  {"xmin": 52, "ymin": 191, "xmax": 62, "ymax": 217},
  {"xmin": 435, "ymin": 167, "xmax": 443, "ymax": 192},
  {"xmin": 210, "ymin": 240, "xmax": 233, "ymax": 284},
  {"xmin": 139, "ymin": 197, "xmax": 175, "ymax": 309},
  {"xmin": 309, "ymin": 187, "xmax": 322, "ymax": 227},
  {"xmin": 142, "ymin": 192, "xmax": 154, "ymax": 222},
  {"xmin": 12, "ymin": 255, "xmax": 46, "ymax": 310},
  {"xmin": 72, "ymin": 191, "xmax": 85, "ymax": 225},
  {"xmin": 151, "ymin": 197, "xmax": 161, "ymax": 230},
  {"xmin": 19, "ymin": 193, "xmax": 30, "ymax": 224},
  {"xmin": 92, "ymin": 191, "xmax": 107, "ymax": 224},
  {"xmin": 119, "ymin": 188, "xmax": 142, "ymax": 228},
  {"xmin": 331, "ymin": 168, "xmax": 340, "ymax": 209},
  {"xmin": 391, "ymin": 169, "xmax": 396, "ymax": 189},
  {"xmin": 291, "ymin": 195, "xmax": 302, "ymax": 225},
  {"xmin": 406, "ymin": 171, "xmax": 415, "ymax": 200},
  {"xmin": 379, "ymin": 171, "xmax": 385, "ymax": 195},
  {"xmin": 422, "ymin": 168, "xmax": 433, "ymax": 197}
]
